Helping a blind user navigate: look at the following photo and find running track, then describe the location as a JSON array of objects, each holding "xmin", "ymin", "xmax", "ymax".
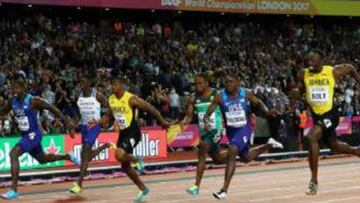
[{"xmin": 1, "ymin": 157, "xmax": 360, "ymax": 203}]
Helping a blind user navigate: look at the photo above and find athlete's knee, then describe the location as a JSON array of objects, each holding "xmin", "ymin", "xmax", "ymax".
[
  {"xmin": 306, "ymin": 126, "xmax": 322, "ymax": 143},
  {"xmin": 198, "ymin": 143, "xmax": 210, "ymax": 154},
  {"xmin": 212, "ymin": 155, "xmax": 224, "ymax": 164},
  {"xmin": 328, "ymin": 141, "xmax": 341, "ymax": 152},
  {"xmin": 306, "ymin": 133, "xmax": 319, "ymax": 143},
  {"xmin": 121, "ymin": 161, "xmax": 131, "ymax": 172},
  {"xmin": 36, "ymin": 155, "xmax": 47, "ymax": 164},
  {"xmin": 10, "ymin": 147, "xmax": 21, "ymax": 159},
  {"xmin": 115, "ymin": 149, "xmax": 126, "ymax": 162},
  {"xmin": 81, "ymin": 146, "xmax": 92, "ymax": 161},
  {"xmin": 228, "ymin": 145, "xmax": 238, "ymax": 158}
]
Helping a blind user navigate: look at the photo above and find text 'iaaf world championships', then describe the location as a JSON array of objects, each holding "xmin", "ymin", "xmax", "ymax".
[{"xmin": 180, "ymin": 0, "xmax": 311, "ymax": 11}]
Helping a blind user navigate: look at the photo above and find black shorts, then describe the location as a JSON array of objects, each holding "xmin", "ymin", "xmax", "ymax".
[
  {"xmin": 311, "ymin": 108, "xmax": 340, "ymax": 145},
  {"xmin": 117, "ymin": 122, "xmax": 141, "ymax": 154}
]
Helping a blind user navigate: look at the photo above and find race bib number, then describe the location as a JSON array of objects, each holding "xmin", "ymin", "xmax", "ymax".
[
  {"xmin": 225, "ymin": 111, "xmax": 247, "ymax": 128},
  {"xmin": 212, "ymin": 129, "xmax": 224, "ymax": 143},
  {"xmin": 28, "ymin": 132, "xmax": 36, "ymax": 140},
  {"xmin": 16, "ymin": 116, "xmax": 30, "ymax": 131},
  {"xmin": 309, "ymin": 87, "xmax": 329, "ymax": 103},
  {"xmin": 198, "ymin": 112, "xmax": 216, "ymax": 129},
  {"xmin": 114, "ymin": 113, "xmax": 127, "ymax": 129}
]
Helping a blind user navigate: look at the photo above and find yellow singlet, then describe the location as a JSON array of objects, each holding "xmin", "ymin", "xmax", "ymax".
[
  {"xmin": 109, "ymin": 91, "xmax": 134, "ymax": 130},
  {"xmin": 304, "ymin": 66, "xmax": 335, "ymax": 115}
]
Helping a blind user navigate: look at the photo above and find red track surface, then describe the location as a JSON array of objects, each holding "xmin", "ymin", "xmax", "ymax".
[{"xmin": 1, "ymin": 156, "xmax": 360, "ymax": 203}]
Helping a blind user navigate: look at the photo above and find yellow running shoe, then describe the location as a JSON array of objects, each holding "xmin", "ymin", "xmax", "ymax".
[{"xmin": 69, "ymin": 182, "xmax": 82, "ymax": 194}]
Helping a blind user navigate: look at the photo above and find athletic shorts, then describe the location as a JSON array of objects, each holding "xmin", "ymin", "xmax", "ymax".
[
  {"xmin": 117, "ymin": 122, "xmax": 141, "ymax": 154},
  {"xmin": 79, "ymin": 124, "xmax": 101, "ymax": 147},
  {"xmin": 311, "ymin": 108, "xmax": 340, "ymax": 145},
  {"xmin": 17, "ymin": 131, "xmax": 44, "ymax": 158},
  {"xmin": 200, "ymin": 128, "xmax": 224, "ymax": 156},
  {"xmin": 226, "ymin": 125, "xmax": 252, "ymax": 157}
]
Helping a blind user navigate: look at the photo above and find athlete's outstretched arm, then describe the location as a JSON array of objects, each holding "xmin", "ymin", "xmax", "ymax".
[
  {"xmin": 333, "ymin": 63, "xmax": 360, "ymax": 84},
  {"xmin": 246, "ymin": 91, "xmax": 276, "ymax": 117},
  {"xmin": 0, "ymin": 101, "xmax": 12, "ymax": 117},
  {"xmin": 97, "ymin": 92, "xmax": 110, "ymax": 113},
  {"xmin": 96, "ymin": 111, "xmax": 113, "ymax": 127},
  {"xmin": 203, "ymin": 93, "xmax": 221, "ymax": 125},
  {"xmin": 180, "ymin": 95, "xmax": 195, "ymax": 126},
  {"xmin": 333, "ymin": 64, "xmax": 360, "ymax": 99},
  {"xmin": 31, "ymin": 97, "xmax": 75, "ymax": 129},
  {"xmin": 130, "ymin": 95, "xmax": 169, "ymax": 128}
]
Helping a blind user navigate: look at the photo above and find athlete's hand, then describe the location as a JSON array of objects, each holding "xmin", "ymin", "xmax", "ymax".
[
  {"xmin": 87, "ymin": 118, "xmax": 98, "ymax": 129},
  {"xmin": 268, "ymin": 108, "xmax": 281, "ymax": 117},
  {"xmin": 160, "ymin": 119, "xmax": 170, "ymax": 130},
  {"xmin": 69, "ymin": 129, "xmax": 76, "ymax": 139},
  {"xmin": 174, "ymin": 120, "xmax": 186, "ymax": 130},
  {"xmin": 204, "ymin": 116, "xmax": 211, "ymax": 132},
  {"xmin": 65, "ymin": 119, "xmax": 76, "ymax": 130}
]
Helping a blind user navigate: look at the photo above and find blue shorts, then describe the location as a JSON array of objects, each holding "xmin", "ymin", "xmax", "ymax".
[
  {"xmin": 79, "ymin": 124, "xmax": 101, "ymax": 147},
  {"xmin": 17, "ymin": 131, "xmax": 44, "ymax": 158},
  {"xmin": 226, "ymin": 125, "xmax": 252, "ymax": 157}
]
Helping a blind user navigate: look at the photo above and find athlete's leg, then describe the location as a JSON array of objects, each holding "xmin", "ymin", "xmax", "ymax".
[
  {"xmin": 222, "ymin": 144, "xmax": 238, "ymax": 192},
  {"xmin": 90, "ymin": 143, "xmax": 110, "ymax": 159},
  {"xmin": 115, "ymin": 148, "xmax": 147, "ymax": 191},
  {"xmin": 211, "ymin": 148, "xmax": 228, "ymax": 164},
  {"xmin": 76, "ymin": 144, "xmax": 91, "ymax": 188},
  {"xmin": 241, "ymin": 144, "xmax": 271, "ymax": 163},
  {"xmin": 306, "ymin": 125, "xmax": 323, "ymax": 184},
  {"xmin": 35, "ymin": 153, "xmax": 71, "ymax": 163},
  {"xmin": 194, "ymin": 141, "xmax": 210, "ymax": 187},
  {"xmin": 328, "ymin": 140, "xmax": 360, "ymax": 157},
  {"xmin": 9, "ymin": 146, "xmax": 25, "ymax": 192}
]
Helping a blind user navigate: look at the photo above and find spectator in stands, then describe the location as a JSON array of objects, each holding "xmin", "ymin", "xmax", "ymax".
[{"xmin": 169, "ymin": 87, "xmax": 180, "ymax": 119}]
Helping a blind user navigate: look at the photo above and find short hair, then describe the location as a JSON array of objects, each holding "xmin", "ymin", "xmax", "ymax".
[
  {"xmin": 225, "ymin": 74, "xmax": 238, "ymax": 81},
  {"xmin": 310, "ymin": 49, "xmax": 324, "ymax": 59},
  {"xmin": 111, "ymin": 76, "xmax": 127, "ymax": 84},
  {"xmin": 13, "ymin": 77, "xmax": 27, "ymax": 89},
  {"xmin": 195, "ymin": 73, "xmax": 210, "ymax": 83}
]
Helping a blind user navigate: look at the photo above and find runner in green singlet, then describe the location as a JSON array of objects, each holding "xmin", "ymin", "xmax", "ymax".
[{"xmin": 180, "ymin": 74, "xmax": 227, "ymax": 195}]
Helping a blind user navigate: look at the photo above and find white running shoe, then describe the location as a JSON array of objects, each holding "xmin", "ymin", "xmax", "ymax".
[
  {"xmin": 267, "ymin": 138, "xmax": 284, "ymax": 149},
  {"xmin": 213, "ymin": 188, "xmax": 227, "ymax": 200}
]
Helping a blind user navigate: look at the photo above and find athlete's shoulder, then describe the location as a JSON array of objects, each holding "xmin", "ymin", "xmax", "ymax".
[
  {"xmin": 108, "ymin": 94, "xmax": 115, "ymax": 99},
  {"xmin": 108, "ymin": 94, "xmax": 118, "ymax": 104},
  {"xmin": 124, "ymin": 91, "xmax": 134, "ymax": 98},
  {"xmin": 323, "ymin": 65, "xmax": 334, "ymax": 72},
  {"xmin": 323, "ymin": 65, "xmax": 334, "ymax": 69}
]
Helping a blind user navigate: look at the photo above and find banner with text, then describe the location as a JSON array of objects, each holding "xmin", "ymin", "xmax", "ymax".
[
  {"xmin": 0, "ymin": 134, "xmax": 65, "ymax": 172},
  {"xmin": 0, "ymin": 128, "xmax": 167, "ymax": 171},
  {"xmin": 1, "ymin": 0, "xmax": 360, "ymax": 16},
  {"xmin": 65, "ymin": 129, "xmax": 167, "ymax": 167},
  {"xmin": 167, "ymin": 124, "xmax": 200, "ymax": 148}
]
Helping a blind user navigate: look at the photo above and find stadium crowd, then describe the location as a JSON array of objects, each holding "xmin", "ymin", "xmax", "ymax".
[{"xmin": 0, "ymin": 12, "xmax": 359, "ymax": 136}]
